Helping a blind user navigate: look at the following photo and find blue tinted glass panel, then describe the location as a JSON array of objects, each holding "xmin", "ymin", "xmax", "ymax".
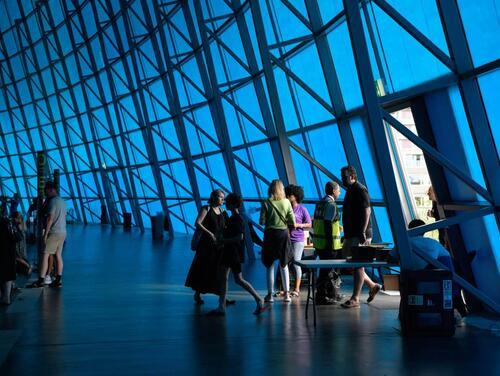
[
  {"xmin": 448, "ymin": 86, "xmax": 487, "ymax": 191},
  {"xmin": 364, "ymin": 4, "xmax": 451, "ymax": 93},
  {"xmin": 478, "ymin": 70, "xmax": 500, "ymax": 160},
  {"xmin": 327, "ymin": 23, "xmax": 363, "ymax": 110},
  {"xmin": 457, "ymin": 0, "xmax": 500, "ymax": 67},
  {"xmin": 349, "ymin": 117, "xmax": 383, "ymax": 199}
]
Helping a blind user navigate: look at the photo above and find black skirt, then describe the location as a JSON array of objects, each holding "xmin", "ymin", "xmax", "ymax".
[
  {"xmin": 0, "ymin": 246, "xmax": 16, "ymax": 282},
  {"xmin": 185, "ymin": 237, "xmax": 222, "ymax": 295},
  {"xmin": 261, "ymin": 228, "xmax": 291, "ymax": 268}
]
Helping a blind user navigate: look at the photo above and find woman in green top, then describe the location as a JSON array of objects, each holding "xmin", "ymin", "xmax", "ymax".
[{"xmin": 260, "ymin": 179, "xmax": 296, "ymax": 303}]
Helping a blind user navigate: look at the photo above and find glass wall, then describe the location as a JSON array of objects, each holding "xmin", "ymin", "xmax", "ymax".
[{"xmin": 0, "ymin": 1, "xmax": 497, "ymax": 265}]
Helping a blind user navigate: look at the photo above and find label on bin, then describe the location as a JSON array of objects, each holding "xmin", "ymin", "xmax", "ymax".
[
  {"xmin": 443, "ymin": 280, "xmax": 452, "ymax": 310},
  {"xmin": 408, "ymin": 295, "xmax": 423, "ymax": 306}
]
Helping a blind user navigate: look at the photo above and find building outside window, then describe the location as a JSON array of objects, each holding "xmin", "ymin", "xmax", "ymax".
[{"xmin": 390, "ymin": 109, "xmax": 438, "ymax": 240}]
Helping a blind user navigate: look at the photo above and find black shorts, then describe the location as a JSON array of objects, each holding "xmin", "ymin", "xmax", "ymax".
[
  {"xmin": 225, "ymin": 261, "xmax": 242, "ymax": 274},
  {"xmin": 262, "ymin": 228, "xmax": 291, "ymax": 268}
]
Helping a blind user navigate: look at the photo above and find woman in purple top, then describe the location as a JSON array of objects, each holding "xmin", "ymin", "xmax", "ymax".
[{"xmin": 285, "ymin": 185, "xmax": 311, "ymax": 297}]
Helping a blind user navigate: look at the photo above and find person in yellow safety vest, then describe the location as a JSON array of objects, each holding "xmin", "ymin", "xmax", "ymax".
[
  {"xmin": 313, "ymin": 199, "xmax": 342, "ymax": 251},
  {"xmin": 312, "ymin": 181, "xmax": 345, "ymax": 305}
]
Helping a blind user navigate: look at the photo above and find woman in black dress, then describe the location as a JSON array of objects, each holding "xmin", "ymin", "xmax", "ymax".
[
  {"xmin": 185, "ymin": 189, "xmax": 228, "ymax": 304},
  {"xmin": 1, "ymin": 217, "xmax": 18, "ymax": 305},
  {"xmin": 208, "ymin": 193, "xmax": 269, "ymax": 316}
]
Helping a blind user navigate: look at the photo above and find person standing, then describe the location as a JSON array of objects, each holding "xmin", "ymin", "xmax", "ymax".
[
  {"xmin": 9, "ymin": 193, "xmax": 20, "ymax": 217},
  {"xmin": 27, "ymin": 181, "xmax": 67, "ymax": 288},
  {"xmin": 312, "ymin": 181, "xmax": 344, "ymax": 305},
  {"xmin": 340, "ymin": 166, "xmax": 381, "ymax": 308},
  {"xmin": 185, "ymin": 189, "xmax": 228, "ymax": 304},
  {"xmin": 0, "ymin": 217, "xmax": 18, "ymax": 305},
  {"xmin": 285, "ymin": 185, "xmax": 311, "ymax": 298},
  {"xmin": 427, "ymin": 186, "xmax": 447, "ymax": 247},
  {"xmin": 260, "ymin": 180, "xmax": 296, "ymax": 303},
  {"xmin": 208, "ymin": 193, "xmax": 269, "ymax": 316},
  {"xmin": 13, "ymin": 212, "xmax": 31, "ymax": 276}
]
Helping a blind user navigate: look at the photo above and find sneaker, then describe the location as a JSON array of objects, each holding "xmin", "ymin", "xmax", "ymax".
[
  {"xmin": 44, "ymin": 275, "xmax": 52, "ymax": 285},
  {"xmin": 283, "ymin": 294, "xmax": 291, "ymax": 303},
  {"xmin": 264, "ymin": 294, "xmax": 274, "ymax": 303}
]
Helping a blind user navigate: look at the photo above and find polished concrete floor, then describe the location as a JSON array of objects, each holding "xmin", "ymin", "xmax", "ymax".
[{"xmin": 1, "ymin": 225, "xmax": 499, "ymax": 375}]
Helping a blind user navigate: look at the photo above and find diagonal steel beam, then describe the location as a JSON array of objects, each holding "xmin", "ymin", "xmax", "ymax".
[{"xmin": 408, "ymin": 206, "xmax": 496, "ymax": 236}]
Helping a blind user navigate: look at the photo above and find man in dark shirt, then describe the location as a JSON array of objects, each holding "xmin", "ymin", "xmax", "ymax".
[{"xmin": 340, "ymin": 166, "xmax": 382, "ymax": 308}]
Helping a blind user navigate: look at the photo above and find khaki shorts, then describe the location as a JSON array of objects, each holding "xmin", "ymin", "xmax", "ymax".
[
  {"xmin": 44, "ymin": 233, "xmax": 66, "ymax": 255},
  {"xmin": 342, "ymin": 237, "xmax": 372, "ymax": 258}
]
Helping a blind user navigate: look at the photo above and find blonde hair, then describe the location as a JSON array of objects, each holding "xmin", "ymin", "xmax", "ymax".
[{"xmin": 268, "ymin": 179, "xmax": 285, "ymax": 200}]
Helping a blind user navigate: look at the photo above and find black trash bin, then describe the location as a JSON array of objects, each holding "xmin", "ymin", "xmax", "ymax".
[
  {"xmin": 151, "ymin": 213, "xmax": 164, "ymax": 240},
  {"xmin": 123, "ymin": 212, "xmax": 132, "ymax": 230}
]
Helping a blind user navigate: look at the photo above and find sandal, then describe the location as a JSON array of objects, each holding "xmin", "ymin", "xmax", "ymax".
[
  {"xmin": 341, "ymin": 299, "xmax": 360, "ymax": 309},
  {"xmin": 290, "ymin": 291, "xmax": 300, "ymax": 298},
  {"xmin": 367, "ymin": 284, "xmax": 381, "ymax": 303}
]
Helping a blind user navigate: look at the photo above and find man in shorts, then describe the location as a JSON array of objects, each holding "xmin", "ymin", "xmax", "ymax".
[
  {"xmin": 28, "ymin": 181, "xmax": 67, "ymax": 288},
  {"xmin": 340, "ymin": 166, "xmax": 382, "ymax": 308}
]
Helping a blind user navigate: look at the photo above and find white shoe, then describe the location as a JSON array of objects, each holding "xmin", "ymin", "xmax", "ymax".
[
  {"xmin": 284, "ymin": 293, "xmax": 291, "ymax": 303},
  {"xmin": 44, "ymin": 275, "xmax": 52, "ymax": 285}
]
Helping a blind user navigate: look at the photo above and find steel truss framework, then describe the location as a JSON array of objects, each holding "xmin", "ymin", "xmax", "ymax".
[{"xmin": 0, "ymin": 1, "xmax": 499, "ymax": 304}]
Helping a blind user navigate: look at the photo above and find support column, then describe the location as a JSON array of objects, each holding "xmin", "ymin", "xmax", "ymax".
[{"xmin": 343, "ymin": 0, "xmax": 414, "ymax": 269}]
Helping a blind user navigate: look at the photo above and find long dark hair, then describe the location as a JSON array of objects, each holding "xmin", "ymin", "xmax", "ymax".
[{"xmin": 285, "ymin": 185, "xmax": 304, "ymax": 204}]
